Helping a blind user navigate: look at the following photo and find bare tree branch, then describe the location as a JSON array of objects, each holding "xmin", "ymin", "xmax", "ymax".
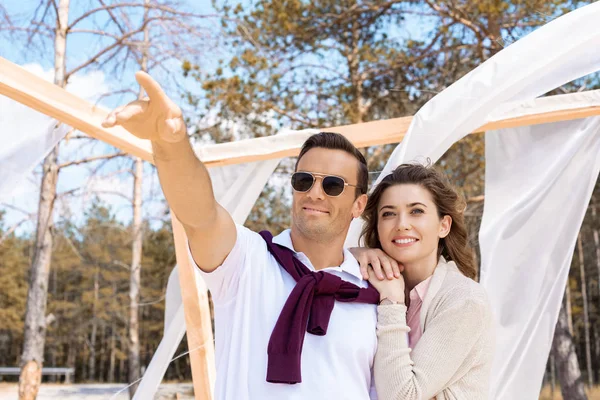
[
  {"xmin": 1, "ymin": 26, "xmax": 53, "ymax": 39},
  {"xmin": 0, "ymin": 203, "xmax": 34, "ymax": 216},
  {"xmin": 26, "ymin": 0, "xmax": 54, "ymax": 47},
  {"xmin": 0, "ymin": 216, "xmax": 36, "ymax": 245},
  {"xmin": 64, "ymin": 27, "xmax": 144, "ymax": 79},
  {"xmin": 422, "ymin": 0, "xmax": 484, "ymax": 40},
  {"xmin": 98, "ymin": 0, "xmax": 126, "ymax": 36},
  {"xmin": 68, "ymin": 2, "xmax": 218, "ymax": 30},
  {"xmin": 58, "ymin": 152, "xmax": 127, "ymax": 169}
]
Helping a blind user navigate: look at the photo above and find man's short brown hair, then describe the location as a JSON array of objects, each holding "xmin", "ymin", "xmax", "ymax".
[{"xmin": 296, "ymin": 132, "xmax": 368, "ymax": 196}]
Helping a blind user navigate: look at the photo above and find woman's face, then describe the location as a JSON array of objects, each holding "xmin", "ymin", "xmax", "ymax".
[{"xmin": 376, "ymin": 184, "xmax": 451, "ymax": 266}]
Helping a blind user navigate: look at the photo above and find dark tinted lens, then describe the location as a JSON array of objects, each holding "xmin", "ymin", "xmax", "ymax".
[
  {"xmin": 322, "ymin": 176, "xmax": 345, "ymax": 196},
  {"xmin": 291, "ymin": 172, "xmax": 314, "ymax": 192}
]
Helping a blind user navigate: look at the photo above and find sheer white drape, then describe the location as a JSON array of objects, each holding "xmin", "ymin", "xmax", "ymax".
[
  {"xmin": 481, "ymin": 112, "xmax": 600, "ymax": 399},
  {"xmin": 0, "ymin": 101, "xmax": 68, "ymax": 202}
]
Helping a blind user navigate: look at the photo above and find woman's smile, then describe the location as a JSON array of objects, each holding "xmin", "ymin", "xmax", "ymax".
[{"xmin": 391, "ymin": 236, "xmax": 419, "ymax": 247}]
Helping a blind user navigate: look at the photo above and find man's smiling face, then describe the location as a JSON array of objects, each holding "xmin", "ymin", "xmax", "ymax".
[{"xmin": 291, "ymin": 147, "xmax": 365, "ymax": 243}]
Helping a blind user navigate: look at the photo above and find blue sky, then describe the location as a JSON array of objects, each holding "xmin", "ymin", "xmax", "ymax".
[
  {"xmin": 0, "ymin": 0, "xmax": 429, "ymax": 235},
  {"xmin": 1, "ymin": 0, "xmax": 223, "ymax": 234},
  {"xmin": 1, "ymin": 0, "xmax": 593, "ymax": 235}
]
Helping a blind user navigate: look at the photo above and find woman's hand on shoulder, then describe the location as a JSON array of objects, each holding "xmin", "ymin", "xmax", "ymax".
[
  {"xmin": 367, "ymin": 265, "xmax": 406, "ymax": 304},
  {"xmin": 348, "ymin": 247, "xmax": 403, "ymax": 281}
]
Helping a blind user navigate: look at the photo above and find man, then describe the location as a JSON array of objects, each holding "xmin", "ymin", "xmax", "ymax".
[{"xmin": 103, "ymin": 72, "xmax": 379, "ymax": 399}]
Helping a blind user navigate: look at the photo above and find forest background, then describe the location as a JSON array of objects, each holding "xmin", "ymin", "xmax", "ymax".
[{"xmin": 0, "ymin": 0, "xmax": 599, "ymax": 399}]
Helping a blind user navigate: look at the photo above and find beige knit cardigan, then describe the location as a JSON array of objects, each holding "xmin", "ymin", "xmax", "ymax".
[{"xmin": 374, "ymin": 257, "xmax": 495, "ymax": 400}]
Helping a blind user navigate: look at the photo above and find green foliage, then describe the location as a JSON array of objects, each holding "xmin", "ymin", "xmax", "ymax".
[
  {"xmin": 0, "ymin": 202, "xmax": 187, "ymax": 382},
  {"xmin": 0, "ymin": 213, "xmax": 30, "ymax": 338},
  {"xmin": 188, "ymin": 0, "xmax": 594, "ymax": 233},
  {"xmin": 192, "ymin": 0, "xmax": 419, "ymax": 142},
  {"xmin": 245, "ymin": 179, "xmax": 292, "ymax": 234}
]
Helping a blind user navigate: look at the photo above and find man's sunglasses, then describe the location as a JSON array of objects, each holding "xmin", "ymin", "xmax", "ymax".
[{"xmin": 291, "ymin": 172, "xmax": 361, "ymax": 197}]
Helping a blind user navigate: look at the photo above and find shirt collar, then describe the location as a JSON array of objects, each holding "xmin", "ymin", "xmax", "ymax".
[
  {"xmin": 272, "ymin": 229, "xmax": 364, "ymax": 281},
  {"xmin": 410, "ymin": 275, "xmax": 433, "ymax": 302}
]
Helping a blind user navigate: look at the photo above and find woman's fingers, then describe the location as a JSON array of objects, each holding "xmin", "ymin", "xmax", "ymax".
[
  {"xmin": 369, "ymin": 257, "xmax": 385, "ymax": 280},
  {"xmin": 380, "ymin": 257, "xmax": 395, "ymax": 280},
  {"xmin": 359, "ymin": 260, "xmax": 369, "ymax": 280},
  {"xmin": 352, "ymin": 247, "xmax": 403, "ymax": 281},
  {"xmin": 391, "ymin": 259, "xmax": 402, "ymax": 278},
  {"xmin": 366, "ymin": 265, "xmax": 377, "ymax": 283},
  {"xmin": 353, "ymin": 249, "xmax": 371, "ymax": 280}
]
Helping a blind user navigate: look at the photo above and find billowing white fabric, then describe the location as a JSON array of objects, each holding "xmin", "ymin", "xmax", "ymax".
[
  {"xmin": 134, "ymin": 129, "xmax": 317, "ymax": 399},
  {"xmin": 0, "ymin": 113, "xmax": 68, "ymax": 202},
  {"xmin": 346, "ymin": 1, "xmax": 600, "ymax": 246},
  {"xmin": 480, "ymin": 113, "xmax": 600, "ymax": 399},
  {"xmin": 164, "ymin": 265, "xmax": 183, "ymax": 335}
]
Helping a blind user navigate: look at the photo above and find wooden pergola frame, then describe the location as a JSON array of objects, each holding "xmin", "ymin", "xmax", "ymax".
[{"xmin": 2, "ymin": 56, "xmax": 600, "ymax": 400}]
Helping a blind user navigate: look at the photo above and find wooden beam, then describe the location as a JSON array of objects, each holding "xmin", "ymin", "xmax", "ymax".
[
  {"xmin": 171, "ymin": 213, "xmax": 215, "ymax": 400},
  {"xmin": 0, "ymin": 57, "xmax": 153, "ymax": 163},
  {"xmin": 196, "ymin": 116, "xmax": 414, "ymax": 168},
  {"xmin": 478, "ymin": 105, "xmax": 600, "ymax": 131},
  {"xmin": 2, "ymin": 56, "xmax": 600, "ymax": 170},
  {"xmin": 198, "ymin": 103, "xmax": 600, "ymax": 168}
]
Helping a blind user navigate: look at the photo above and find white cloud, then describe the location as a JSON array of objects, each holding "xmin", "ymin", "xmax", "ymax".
[{"xmin": 21, "ymin": 63, "xmax": 111, "ymax": 102}]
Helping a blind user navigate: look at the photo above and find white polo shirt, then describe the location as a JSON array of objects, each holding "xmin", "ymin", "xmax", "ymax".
[{"xmin": 192, "ymin": 224, "xmax": 378, "ymax": 400}]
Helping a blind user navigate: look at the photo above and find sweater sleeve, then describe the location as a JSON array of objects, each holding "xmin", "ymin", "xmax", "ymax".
[{"xmin": 373, "ymin": 293, "xmax": 488, "ymax": 400}]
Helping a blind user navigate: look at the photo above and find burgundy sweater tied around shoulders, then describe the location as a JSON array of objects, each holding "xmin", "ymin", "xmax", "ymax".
[{"xmin": 259, "ymin": 231, "xmax": 379, "ymax": 384}]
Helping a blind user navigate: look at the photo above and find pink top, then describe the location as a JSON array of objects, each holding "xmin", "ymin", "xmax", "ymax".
[{"xmin": 406, "ymin": 276, "xmax": 432, "ymax": 348}]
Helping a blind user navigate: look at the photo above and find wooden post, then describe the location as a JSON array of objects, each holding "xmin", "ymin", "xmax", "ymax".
[{"xmin": 170, "ymin": 213, "xmax": 215, "ymax": 400}]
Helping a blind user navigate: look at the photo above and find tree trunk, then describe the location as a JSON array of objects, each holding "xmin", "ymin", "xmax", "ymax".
[
  {"xmin": 592, "ymin": 201, "xmax": 600, "ymax": 306},
  {"xmin": 128, "ymin": 4, "xmax": 149, "ymax": 395},
  {"xmin": 49, "ymin": 352, "xmax": 56, "ymax": 383},
  {"xmin": 550, "ymin": 352, "xmax": 556, "ymax": 398},
  {"xmin": 18, "ymin": 2, "xmax": 69, "ymax": 398},
  {"xmin": 109, "ymin": 318, "xmax": 116, "ymax": 383},
  {"xmin": 347, "ymin": 19, "xmax": 366, "ymax": 125},
  {"xmin": 553, "ymin": 295, "xmax": 587, "ymax": 400},
  {"xmin": 89, "ymin": 267, "xmax": 99, "ymax": 381},
  {"xmin": 128, "ymin": 156, "xmax": 143, "ymax": 397},
  {"xmin": 577, "ymin": 234, "xmax": 594, "ymax": 387},
  {"xmin": 109, "ymin": 281, "xmax": 117, "ymax": 383},
  {"xmin": 566, "ymin": 278, "xmax": 574, "ymax": 336},
  {"xmin": 594, "ymin": 328, "xmax": 599, "ymax": 386},
  {"xmin": 591, "ymin": 199, "xmax": 599, "ymax": 386},
  {"xmin": 66, "ymin": 343, "xmax": 75, "ymax": 384},
  {"xmin": 119, "ymin": 357, "xmax": 125, "ymax": 383},
  {"xmin": 98, "ymin": 326, "xmax": 106, "ymax": 383}
]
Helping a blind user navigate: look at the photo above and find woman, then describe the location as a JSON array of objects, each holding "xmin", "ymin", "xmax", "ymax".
[{"xmin": 351, "ymin": 163, "xmax": 494, "ymax": 400}]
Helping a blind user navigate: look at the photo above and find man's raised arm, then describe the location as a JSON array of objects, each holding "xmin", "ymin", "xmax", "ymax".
[{"xmin": 102, "ymin": 72, "xmax": 235, "ymax": 272}]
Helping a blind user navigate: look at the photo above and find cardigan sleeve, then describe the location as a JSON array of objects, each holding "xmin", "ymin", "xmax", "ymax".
[{"xmin": 373, "ymin": 290, "xmax": 489, "ymax": 400}]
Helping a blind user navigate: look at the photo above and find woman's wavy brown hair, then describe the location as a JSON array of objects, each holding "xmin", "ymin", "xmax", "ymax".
[{"xmin": 361, "ymin": 163, "xmax": 477, "ymax": 280}]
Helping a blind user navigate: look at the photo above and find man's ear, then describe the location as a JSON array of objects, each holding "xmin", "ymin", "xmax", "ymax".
[
  {"xmin": 439, "ymin": 215, "xmax": 452, "ymax": 238},
  {"xmin": 352, "ymin": 194, "xmax": 368, "ymax": 219}
]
